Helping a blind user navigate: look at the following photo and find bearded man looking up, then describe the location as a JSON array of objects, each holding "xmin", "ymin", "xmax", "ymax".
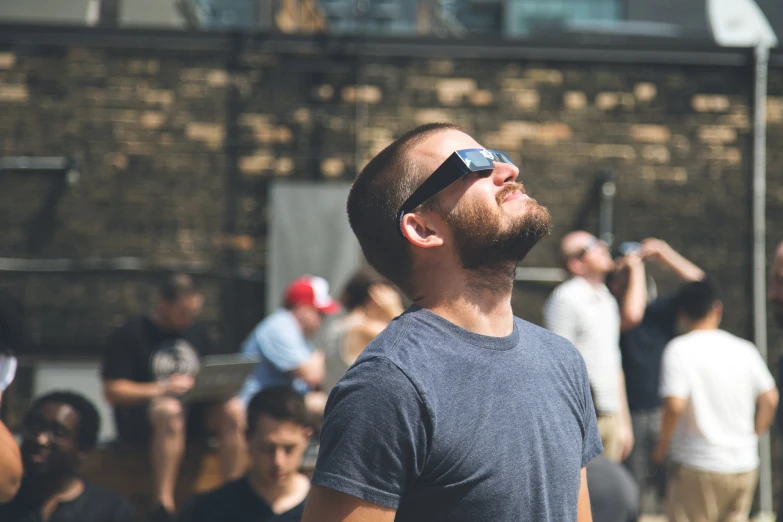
[{"xmin": 302, "ymin": 123, "xmax": 603, "ymax": 522}]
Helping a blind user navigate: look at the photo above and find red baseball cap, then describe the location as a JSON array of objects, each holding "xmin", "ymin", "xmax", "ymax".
[{"xmin": 284, "ymin": 276, "xmax": 342, "ymax": 315}]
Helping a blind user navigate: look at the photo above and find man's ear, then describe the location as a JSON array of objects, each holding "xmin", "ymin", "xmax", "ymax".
[
  {"xmin": 565, "ymin": 257, "xmax": 581, "ymax": 276},
  {"xmin": 400, "ymin": 212, "xmax": 445, "ymax": 249}
]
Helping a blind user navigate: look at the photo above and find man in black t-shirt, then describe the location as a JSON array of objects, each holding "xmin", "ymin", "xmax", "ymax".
[
  {"xmin": 178, "ymin": 387, "xmax": 311, "ymax": 522},
  {"xmin": 608, "ymin": 239, "xmax": 703, "ymax": 514},
  {"xmin": 101, "ymin": 273, "xmax": 245, "ymax": 521},
  {"xmin": 0, "ymin": 390, "xmax": 138, "ymax": 522}
]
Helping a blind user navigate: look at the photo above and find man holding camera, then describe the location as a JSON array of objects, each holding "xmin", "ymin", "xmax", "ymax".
[{"xmin": 608, "ymin": 238, "xmax": 703, "ymax": 513}]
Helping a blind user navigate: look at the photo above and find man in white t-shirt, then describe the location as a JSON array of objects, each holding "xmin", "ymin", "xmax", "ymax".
[
  {"xmin": 654, "ymin": 279, "xmax": 779, "ymax": 522},
  {"xmin": 544, "ymin": 231, "xmax": 633, "ymax": 463}
]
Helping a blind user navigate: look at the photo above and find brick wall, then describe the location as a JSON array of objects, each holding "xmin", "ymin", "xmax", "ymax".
[{"xmin": 0, "ymin": 32, "xmax": 768, "ymax": 353}]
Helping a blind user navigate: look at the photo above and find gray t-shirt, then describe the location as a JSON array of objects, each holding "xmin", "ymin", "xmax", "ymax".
[{"xmin": 312, "ymin": 306, "xmax": 603, "ymax": 521}]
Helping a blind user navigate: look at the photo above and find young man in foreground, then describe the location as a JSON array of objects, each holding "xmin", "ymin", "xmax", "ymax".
[{"xmin": 303, "ymin": 123, "xmax": 602, "ymax": 521}]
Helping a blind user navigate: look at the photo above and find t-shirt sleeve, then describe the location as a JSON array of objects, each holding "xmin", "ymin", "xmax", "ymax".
[
  {"xmin": 311, "ymin": 356, "xmax": 431, "ymax": 509},
  {"xmin": 659, "ymin": 342, "xmax": 689, "ymax": 399},
  {"xmin": 748, "ymin": 344, "xmax": 775, "ymax": 396},
  {"xmin": 543, "ymin": 293, "xmax": 579, "ymax": 346},
  {"xmin": 101, "ymin": 323, "xmax": 136, "ymax": 381},
  {"xmin": 257, "ymin": 328, "xmax": 313, "ymax": 373},
  {"xmin": 576, "ymin": 353, "xmax": 603, "ymax": 467}
]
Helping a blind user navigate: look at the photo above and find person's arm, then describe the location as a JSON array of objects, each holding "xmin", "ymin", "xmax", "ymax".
[
  {"xmin": 0, "ymin": 419, "xmax": 22, "ymax": 503},
  {"xmin": 617, "ymin": 369, "xmax": 634, "ymax": 460},
  {"xmin": 617, "ymin": 254, "xmax": 647, "ymax": 332},
  {"xmin": 289, "ymin": 350, "xmax": 326, "ymax": 388},
  {"xmin": 306, "ymin": 358, "xmax": 428, "ymax": 521},
  {"xmin": 641, "ymin": 239, "xmax": 704, "ymax": 282},
  {"xmin": 756, "ymin": 387, "xmax": 779, "ymax": 437},
  {"xmin": 302, "ymin": 486, "xmax": 396, "ymax": 522},
  {"xmin": 576, "ymin": 467, "xmax": 592, "ymax": 522},
  {"xmin": 653, "ymin": 396, "xmax": 687, "ymax": 466}
]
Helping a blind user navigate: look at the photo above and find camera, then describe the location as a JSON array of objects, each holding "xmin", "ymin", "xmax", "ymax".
[{"xmin": 616, "ymin": 241, "xmax": 642, "ymax": 257}]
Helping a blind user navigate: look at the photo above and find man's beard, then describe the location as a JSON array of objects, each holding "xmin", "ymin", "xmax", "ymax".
[
  {"xmin": 22, "ymin": 443, "xmax": 81, "ymax": 491},
  {"xmin": 443, "ymin": 183, "xmax": 553, "ymax": 275}
]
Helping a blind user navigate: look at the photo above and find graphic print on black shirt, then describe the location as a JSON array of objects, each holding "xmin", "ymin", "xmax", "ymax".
[
  {"xmin": 0, "ymin": 480, "xmax": 139, "ymax": 522},
  {"xmin": 101, "ymin": 316, "xmax": 214, "ymax": 443}
]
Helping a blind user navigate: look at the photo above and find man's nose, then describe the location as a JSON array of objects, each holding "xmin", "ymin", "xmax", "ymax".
[{"xmin": 491, "ymin": 161, "xmax": 518, "ymax": 185}]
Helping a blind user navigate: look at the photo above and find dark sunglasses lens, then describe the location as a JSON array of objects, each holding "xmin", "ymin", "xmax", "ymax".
[
  {"xmin": 495, "ymin": 152, "xmax": 513, "ymax": 165},
  {"xmin": 461, "ymin": 151, "xmax": 493, "ymax": 170}
]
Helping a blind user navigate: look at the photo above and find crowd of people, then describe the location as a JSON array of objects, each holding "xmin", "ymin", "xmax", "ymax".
[{"xmin": 0, "ymin": 123, "xmax": 782, "ymax": 522}]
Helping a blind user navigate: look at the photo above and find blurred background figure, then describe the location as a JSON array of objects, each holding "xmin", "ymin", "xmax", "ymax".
[
  {"xmin": 0, "ymin": 390, "xmax": 138, "ymax": 521},
  {"xmin": 0, "ymin": 290, "xmax": 22, "ymax": 503},
  {"xmin": 607, "ymin": 238, "xmax": 704, "ymax": 514},
  {"xmin": 320, "ymin": 266, "xmax": 404, "ymax": 393},
  {"xmin": 544, "ymin": 230, "xmax": 633, "ymax": 463},
  {"xmin": 238, "ymin": 276, "xmax": 341, "ymax": 421},
  {"xmin": 586, "ymin": 387, "xmax": 639, "ymax": 522},
  {"xmin": 0, "ymin": 290, "xmax": 22, "ymax": 408},
  {"xmin": 0, "ymin": 415, "xmax": 21, "ymax": 504},
  {"xmin": 101, "ymin": 273, "xmax": 245, "ymax": 521},
  {"xmin": 178, "ymin": 386, "xmax": 312, "ymax": 522},
  {"xmin": 655, "ymin": 279, "xmax": 778, "ymax": 522}
]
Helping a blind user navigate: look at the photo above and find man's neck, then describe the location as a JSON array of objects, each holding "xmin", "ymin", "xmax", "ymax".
[
  {"xmin": 411, "ymin": 263, "xmax": 516, "ymax": 337},
  {"xmin": 688, "ymin": 319, "xmax": 720, "ymax": 332},
  {"xmin": 576, "ymin": 273, "xmax": 607, "ymax": 288}
]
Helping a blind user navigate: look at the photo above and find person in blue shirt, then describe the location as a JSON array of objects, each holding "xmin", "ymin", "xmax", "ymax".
[{"xmin": 238, "ymin": 276, "xmax": 341, "ymax": 418}]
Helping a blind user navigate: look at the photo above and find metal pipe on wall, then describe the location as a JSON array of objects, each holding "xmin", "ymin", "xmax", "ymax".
[{"xmin": 753, "ymin": 42, "xmax": 773, "ymax": 518}]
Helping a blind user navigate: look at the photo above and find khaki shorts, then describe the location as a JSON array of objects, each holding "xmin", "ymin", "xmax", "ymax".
[
  {"xmin": 666, "ymin": 464, "xmax": 758, "ymax": 522},
  {"xmin": 597, "ymin": 413, "xmax": 624, "ymax": 463}
]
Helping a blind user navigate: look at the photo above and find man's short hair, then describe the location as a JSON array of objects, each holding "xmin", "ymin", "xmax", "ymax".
[
  {"xmin": 677, "ymin": 278, "xmax": 720, "ymax": 321},
  {"xmin": 246, "ymin": 386, "xmax": 309, "ymax": 435},
  {"xmin": 26, "ymin": 390, "xmax": 101, "ymax": 451},
  {"xmin": 346, "ymin": 123, "xmax": 460, "ymax": 292},
  {"xmin": 159, "ymin": 273, "xmax": 198, "ymax": 302}
]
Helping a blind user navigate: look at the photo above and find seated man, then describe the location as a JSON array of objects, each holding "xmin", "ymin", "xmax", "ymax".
[
  {"xmin": 178, "ymin": 386, "xmax": 312, "ymax": 522},
  {"xmin": 238, "ymin": 276, "xmax": 341, "ymax": 418},
  {"xmin": 101, "ymin": 273, "xmax": 245, "ymax": 521},
  {"xmin": 0, "ymin": 391, "xmax": 138, "ymax": 521}
]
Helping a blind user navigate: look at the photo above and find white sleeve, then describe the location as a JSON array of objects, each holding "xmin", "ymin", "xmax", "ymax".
[
  {"xmin": 543, "ymin": 291, "xmax": 579, "ymax": 346},
  {"xmin": 748, "ymin": 344, "xmax": 776, "ymax": 396},
  {"xmin": 659, "ymin": 342, "xmax": 689, "ymax": 399}
]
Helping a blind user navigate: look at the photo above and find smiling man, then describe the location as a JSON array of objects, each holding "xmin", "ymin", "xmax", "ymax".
[
  {"xmin": 302, "ymin": 123, "xmax": 602, "ymax": 522},
  {"xmin": 0, "ymin": 391, "xmax": 138, "ymax": 522}
]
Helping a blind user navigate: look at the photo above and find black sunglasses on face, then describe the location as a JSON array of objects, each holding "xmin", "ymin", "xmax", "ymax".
[{"xmin": 396, "ymin": 148, "xmax": 516, "ymax": 237}]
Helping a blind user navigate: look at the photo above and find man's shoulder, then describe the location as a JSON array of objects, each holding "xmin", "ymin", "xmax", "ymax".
[
  {"xmin": 546, "ymin": 277, "xmax": 593, "ymax": 304},
  {"xmin": 254, "ymin": 310, "xmax": 298, "ymax": 337}
]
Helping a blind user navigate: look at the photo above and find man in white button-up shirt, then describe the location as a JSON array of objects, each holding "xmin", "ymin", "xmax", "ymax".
[{"xmin": 544, "ymin": 231, "xmax": 633, "ymax": 463}]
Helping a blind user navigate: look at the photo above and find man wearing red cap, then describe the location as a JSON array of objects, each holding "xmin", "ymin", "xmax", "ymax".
[{"xmin": 238, "ymin": 276, "xmax": 341, "ymax": 416}]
